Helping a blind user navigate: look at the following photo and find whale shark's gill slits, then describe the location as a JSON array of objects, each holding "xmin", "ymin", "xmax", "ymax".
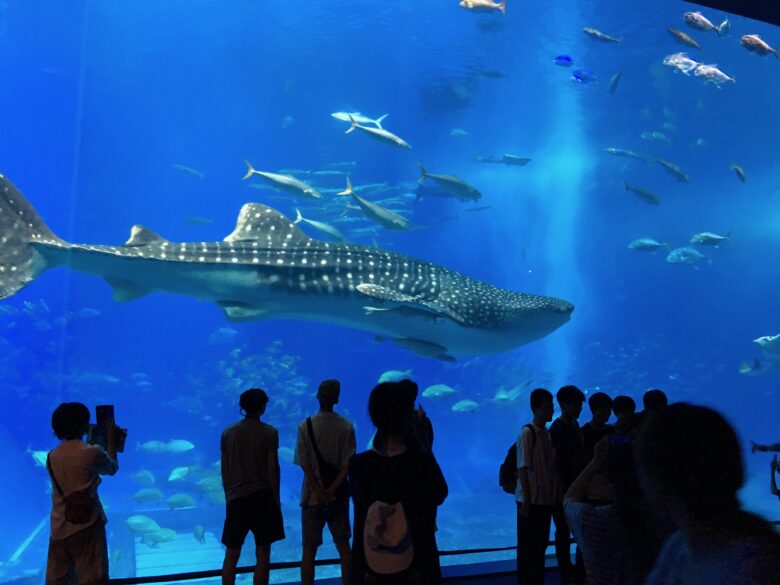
[{"xmin": 0, "ymin": 175, "xmax": 63, "ymax": 300}]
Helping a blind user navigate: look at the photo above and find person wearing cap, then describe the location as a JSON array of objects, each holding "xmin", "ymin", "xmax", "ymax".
[
  {"xmin": 220, "ymin": 388, "xmax": 284, "ymax": 585},
  {"xmin": 349, "ymin": 381, "xmax": 448, "ymax": 585},
  {"xmin": 294, "ymin": 379, "xmax": 357, "ymax": 585}
]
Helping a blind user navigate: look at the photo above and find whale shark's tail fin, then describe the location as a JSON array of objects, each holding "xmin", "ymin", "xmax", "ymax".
[{"xmin": 0, "ymin": 175, "xmax": 63, "ymax": 300}]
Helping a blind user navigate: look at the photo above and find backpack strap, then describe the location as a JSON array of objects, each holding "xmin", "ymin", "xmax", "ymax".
[
  {"xmin": 522, "ymin": 424, "xmax": 536, "ymax": 453},
  {"xmin": 305, "ymin": 417, "xmax": 329, "ymax": 475},
  {"xmin": 46, "ymin": 453, "xmax": 64, "ymax": 496}
]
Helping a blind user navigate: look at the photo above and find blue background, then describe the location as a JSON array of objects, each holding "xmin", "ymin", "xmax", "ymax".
[{"xmin": 1, "ymin": 0, "xmax": 779, "ymax": 580}]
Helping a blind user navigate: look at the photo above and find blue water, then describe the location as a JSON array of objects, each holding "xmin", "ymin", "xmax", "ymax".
[{"xmin": 1, "ymin": 0, "xmax": 780, "ymax": 580}]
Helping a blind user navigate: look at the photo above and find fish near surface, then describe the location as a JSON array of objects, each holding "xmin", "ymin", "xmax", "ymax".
[
  {"xmin": 683, "ymin": 12, "xmax": 720, "ymax": 34},
  {"xmin": 604, "ymin": 148, "xmax": 647, "ymax": 162},
  {"xmin": 459, "ymin": 0, "xmax": 506, "ymax": 14},
  {"xmin": 693, "ymin": 64, "xmax": 735, "ymax": 86},
  {"xmin": 452, "ymin": 399, "xmax": 479, "ymax": 413},
  {"xmin": 668, "ymin": 28, "xmax": 701, "ymax": 51},
  {"xmin": 571, "ymin": 69, "xmax": 597, "ymax": 84},
  {"xmin": 740, "ymin": 35, "xmax": 778, "ymax": 59},
  {"xmin": 608, "ymin": 71, "xmax": 622, "ymax": 94},
  {"xmin": 345, "ymin": 115, "xmax": 411, "ymax": 150},
  {"xmin": 663, "ymin": 53, "xmax": 700, "ymax": 75},
  {"xmin": 417, "ymin": 163, "xmax": 481, "ymax": 202},
  {"xmin": 754, "ymin": 334, "xmax": 780, "ymax": 354},
  {"xmin": 628, "ymin": 238, "xmax": 666, "ymax": 252},
  {"xmin": 475, "ymin": 154, "xmax": 531, "ymax": 166},
  {"xmin": 378, "ymin": 369, "xmax": 412, "ymax": 383},
  {"xmin": 0, "ymin": 174, "xmax": 572, "ymax": 358},
  {"xmin": 666, "ymin": 246, "xmax": 707, "ymax": 265},
  {"xmin": 582, "ymin": 27, "xmax": 621, "ymax": 42},
  {"xmin": 624, "ymin": 181, "xmax": 661, "ymax": 205},
  {"xmin": 422, "ymin": 384, "xmax": 457, "ymax": 399},
  {"xmin": 242, "ymin": 160, "xmax": 322, "ymax": 200},
  {"xmin": 331, "ymin": 112, "xmax": 389, "ymax": 128},
  {"xmin": 654, "ymin": 158, "xmax": 689, "ymax": 182},
  {"xmin": 690, "ymin": 231, "xmax": 730, "ymax": 246},
  {"xmin": 294, "ymin": 208, "xmax": 348, "ymax": 243},
  {"xmin": 730, "ymin": 163, "xmax": 746, "ymax": 183},
  {"xmin": 339, "ymin": 178, "xmax": 411, "ymax": 231}
]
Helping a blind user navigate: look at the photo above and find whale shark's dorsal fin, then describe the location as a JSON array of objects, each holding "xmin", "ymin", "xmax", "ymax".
[
  {"xmin": 224, "ymin": 203, "xmax": 314, "ymax": 245},
  {"xmin": 124, "ymin": 225, "xmax": 169, "ymax": 247}
]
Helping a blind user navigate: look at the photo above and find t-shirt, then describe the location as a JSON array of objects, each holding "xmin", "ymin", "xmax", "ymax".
[
  {"xmin": 48, "ymin": 440, "xmax": 119, "ymax": 541},
  {"xmin": 294, "ymin": 411, "xmax": 356, "ymax": 506},
  {"xmin": 580, "ymin": 422, "xmax": 614, "ymax": 462},
  {"xmin": 549, "ymin": 417, "xmax": 584, "ymax": 493},
  {"xmin": 221, "ymin": 418, "xmax": 278, "ymax": 501},
  {"xmin": 646, "ymin": 526, "xmax": 780, "ymax": 585},
  {"xmin": 580, "ymin": 423, "xmax": 615, "ymax": 502},
  {"xmin": 515, "ymin": 423, "xmax": 557, "ymax": 506},
  {"xmin": 564, "ymin": 500, "xmax": 621, "ymax": 585}
]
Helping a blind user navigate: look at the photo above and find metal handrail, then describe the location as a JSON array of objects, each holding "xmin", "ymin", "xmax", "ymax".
[
  {"xmin": 107, "ymin": 520, "xmax": 780, "ymax": 584},
  {"xmin": 108, "ymin": 546, "xmax": 518, "ymax": 584}
]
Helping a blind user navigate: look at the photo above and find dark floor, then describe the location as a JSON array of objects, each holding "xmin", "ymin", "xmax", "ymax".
[{"xmin": 446, "ymin": 569, "xmax": 561, "ymax": 585}]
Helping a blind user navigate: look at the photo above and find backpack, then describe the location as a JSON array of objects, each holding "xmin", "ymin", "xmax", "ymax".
[
  {"xmin": 499, "ymin": 424, "xmax": 535, "ymax": 494},
  {"xmin": 363, "ymin": 500, "xmax": 414, "ymax": 575},
  {"xmin": 47, "ymin": 453, "xmax": 96, "ymax": 525}
]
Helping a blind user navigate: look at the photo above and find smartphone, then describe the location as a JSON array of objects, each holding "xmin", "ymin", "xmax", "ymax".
[
  {"xmin": 96, "ymin": 405, "xmax": 115, "ymax": 428},
  {"xmin": 94, "ymin": 405, "xmax": 127, "ymax": 453}
]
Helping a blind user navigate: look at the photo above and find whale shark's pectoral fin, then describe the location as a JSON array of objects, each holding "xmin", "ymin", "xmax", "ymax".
[
  {"xmin": 124, "ymin": 225, "xmax": 169, "ymax": 247},
  {"xmin": 217, "ymin": 301, "xmax": 270, "ymax": 322},
  {"xmin": 104, "ymin": 277, "xmax": 150, "ymax": 302},
  {"xmin": 356, "ymin": 283, "xmax": 466, "ymax": 324}
]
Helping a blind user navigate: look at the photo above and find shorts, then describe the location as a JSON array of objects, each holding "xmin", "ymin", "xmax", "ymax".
[
  {"xmin": 222, "ymin": 489, "xmax": 285, "ymax": 549},
  {"xmin": 302, "ymin": 500, "xmax": 351, "ymax": 548},
  {"xmin": 46, "ymin": 521, "xmax": 108, "ymax": 585}
]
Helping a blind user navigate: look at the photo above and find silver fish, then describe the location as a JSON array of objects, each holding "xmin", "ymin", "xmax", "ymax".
[
  {"xmin": 242, "ymin": 161, "xmax": 322, "ymax": 200},
  {"xmin": 345, "ymin": 116, "xmax": 411, "ymax": 149}
]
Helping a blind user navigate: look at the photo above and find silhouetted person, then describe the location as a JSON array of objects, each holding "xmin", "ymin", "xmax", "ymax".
[
  {"xmin": 550, "ymin": 385, "xmax": 586, "ymax": 585},
  {"xmin": 771, "ymin": 456, "xmax": 779, "ymax": 500},
  {"xmin": 565, "ymin": 436, "xmax": 665, "ymax": 585},
  {"xmin": 612, "ymin": 396, "xmax": 636, "ymax": 436},
  {"xmin": 220, "ymin": 388, "xmax": 284, "ymax": 585},
  {"xmin": 633, "ymin": 389, "xmax": 668, "ymax": 429},
  {"xmin": 398, "ymin": 379, "xmax": 435, "ymax": 453},
  {"xmin": 516, "ymin": 388, "xmax": 557, "ymax": 585},
  {"xmin": 638, "ymin": 403, "xmax": 780, "ymax": 584},
  {"xmin": 581, "ymin": 392, "xmax": 615, "ymax": 505},
  {"xmin": 46, "ymin": 402, "xmax": 120, "ymax": 585},
  {"xmin": 295, "ymin": 379, "xmax": 356, "ymax": 585},
  {"xmin": 349, "ymin": 381, "xmax": 448, "ymax": 585}
]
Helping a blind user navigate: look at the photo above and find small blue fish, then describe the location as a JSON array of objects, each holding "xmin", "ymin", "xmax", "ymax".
[
  {"xmin": 553, "ymin": 55, "xmax": 574, "ymax": 67},
  {"xmin": 571, "ymin": 69, "xmax": 597, "ymax": 84}
]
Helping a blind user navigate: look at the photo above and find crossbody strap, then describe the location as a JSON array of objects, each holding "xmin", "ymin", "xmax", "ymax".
[
  {"xmin": 306, "ymin": 417, "xmax": 329, "ymax": 473},
  {"xmin": 46, "ymin": 453, "xmax": 64, "ymax": 496}
]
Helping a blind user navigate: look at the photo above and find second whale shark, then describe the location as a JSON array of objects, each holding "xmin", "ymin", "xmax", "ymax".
[{"xmin": 0, "ymin": 175, "xmax": 573, "ymax": 359}]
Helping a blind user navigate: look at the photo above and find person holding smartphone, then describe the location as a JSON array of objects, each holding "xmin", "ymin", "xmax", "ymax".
[{"xmin": 45, "ymin": 402, "xmax": 121, "ymax": 585}]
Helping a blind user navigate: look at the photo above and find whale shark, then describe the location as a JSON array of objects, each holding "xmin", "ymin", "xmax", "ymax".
[{"xmin": 0, "ymin": 175, "xmax": 573, "ymax": 358}]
